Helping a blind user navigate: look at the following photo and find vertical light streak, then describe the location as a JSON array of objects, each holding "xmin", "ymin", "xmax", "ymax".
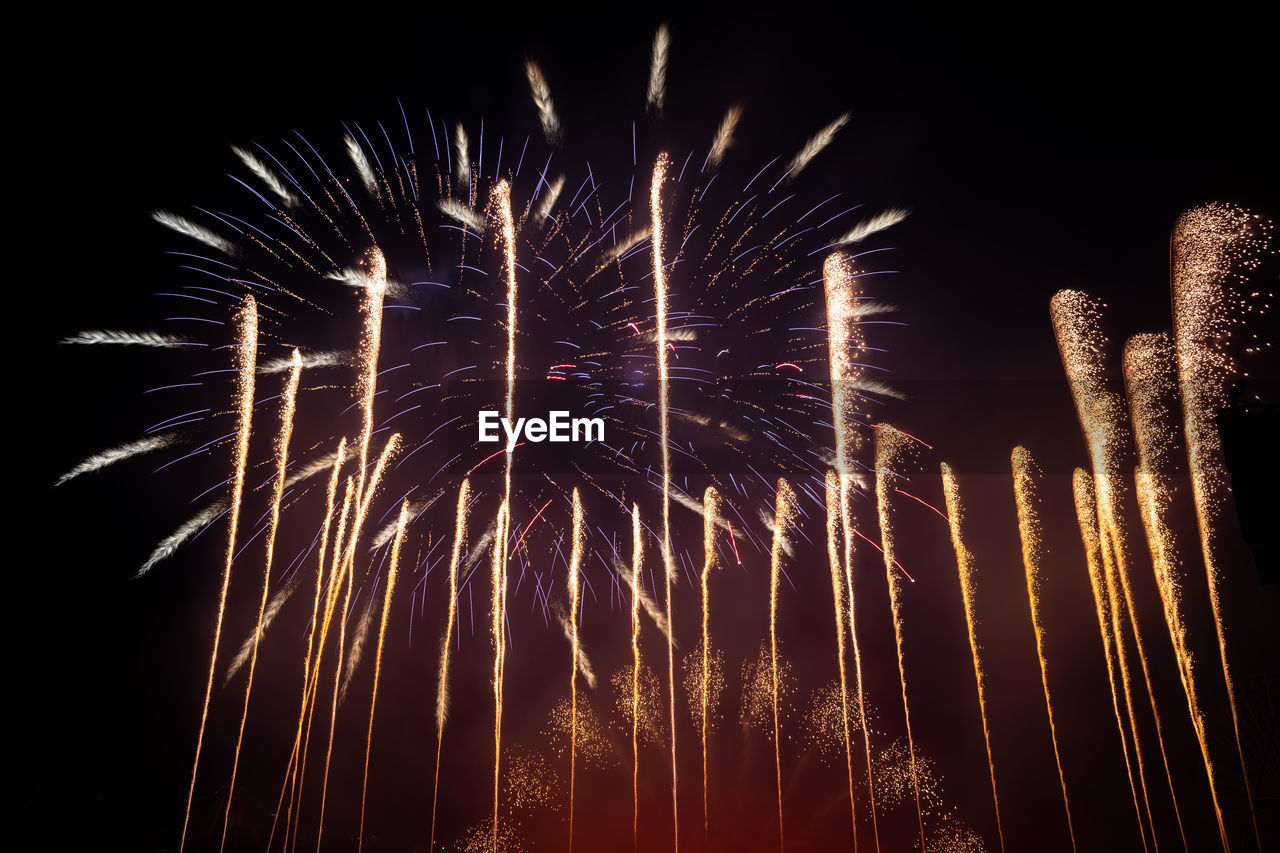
[
  {"xmin": 1012, "ymin": 446, "xmax": 1077, "ymax": 852},
  {"xmin": 490, "ymin": 500, "xmax": 511, "ymax": 853},
  {"xmin": 650, "ymin": 151, "xmax": 680, "ymax": 852},
  {"xmin": 940, "ymin": 463, "xmax": 1004, "ymax": 853},
  {"xmin": 179, "ymin": 295, "xmax": 258, "ymax": 853},
  {"xmin": 823, "ymin": 251, "xmax": 880, "ymax": 853},
  {"xmin": 768, "ymin": 479, "xmax": 797, "ymax": 852},
  {"xmin": 353, "ymin": 249, "xmax": 387, "ymax": 512},
  {"xmin": 568, "ymin": 488, "xmax": 585, "ymax": 853},
  {"xmin": 1172, "ymin": 204, "xmax": 1272, "ymax": 848},
  {"xmin": 876, "ymin": 426, "xmax": 926, "ymax": 852},
  {"xmin": 824, "ymin": 471, "xmax": 859, "ymax": 849},
  {"xmin": 1125, "ymin": 332, "xmax": 1230, "ymax": 850},
  {"xmin": 221, "ymin": 347, "xmax": 302, "ymax": 852},
  {"xmin": 357, "ymin": 500, "xmax": 409, "ymax": 851},
  {"xmin": 700, "ymin": 486, "xmax": 721, "ymax": 841},
  {"xmin": 632, "ymin": 504, "xmax": 644, "ymax": 852},
  {"xmin": 1073, "ymin": 469, "xmax": 1151, "ymax": 852},
  {"xmin": 430, "ymin": 478, "xmax": 471, "ymax": 853},
  {"xmin": 1052, "ymin": 289, "xmax": 1189, "ymax": 849}
]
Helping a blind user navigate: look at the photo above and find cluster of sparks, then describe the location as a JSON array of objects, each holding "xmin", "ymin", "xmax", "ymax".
[{"xmin": 56, "ymin": 17, "xmax": 1277, "ymax": 853}]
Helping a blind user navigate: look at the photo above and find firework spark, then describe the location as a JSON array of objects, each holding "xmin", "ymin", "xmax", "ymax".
[
  {"xmin": 524, "ymin": 60, "xmax": 562, "ymax": 145},
  {"xmin": 646, "ymin": 23, "xmax": 670, "ymax": 114},
  {"xmin": 55, "ymin": 434, "xmax": 175, "ymax": 486},
  {"xmin": 768, "ymin": 479, "xmax": 797, "ymax": 851},
  {"xmin": 430, "ymin": 478, "xmax": 470, "ymax": 853}
]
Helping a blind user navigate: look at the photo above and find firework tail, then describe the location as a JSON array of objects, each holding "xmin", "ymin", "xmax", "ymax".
[
  {"xmin": 568, "ymin": 488, "xmax": 585, "ymax": 853},
  {"xmin": 1073, "ymin": 469, "xmax": 1151, "ymax": 852},
  {"xmin": 650, "ymin": 152, "xmax": 680, "ymax": 852},
  {"xmin": 430, "ymin": 478, "xmax": 471, "ymax": 853},
  {"xmin": 822, "ymin": 472, "xmax": 859, "ymax": 848},
  {"xmin": 490, "ymin": 500, "xmax": 511, "ymax": 852},
  {"xmin": 1012, "ymin": 446, "xmax": 1078, "ymax": 852},
  {"xmin": 316, "ymin": 434, "xmax": 401, "ymax": 850},
  {"xmin": 357, "ymin": 500, "xmax": 409, "ymax": 850},
  {"xmin": 941, "ymin": 463, "xmax": 1005, "ymax": 853},
  {"xmin": 1172, "ymin": 204, "xmax": 1269, "ymax": 848},
  {"xmin": 267, "ymin": 438, "xmax": 346, "ymax": 853},
  {"xmin": 701, "ymin": 486, "xmax": 721, "ymax": 840},
  {"xmin": 769, "ymin": 479, "xmax": 797, "ymax": 851},
  {"xmin": 353, "ymin": 249, "xmax": 387, "ymax": 513},
  {"xmin": 1125, "ymin": 332, "xmax": 1231, "ymax": 850},
  {"xmin": 1052, "ymin": 289, "xmax": 1189, "ymax": 849},
  {"xmin": 823, "ymin": 252, "xmax": 880, "ymax": 853},
  {"xmin": 221, "ymin": 348, "xmax": 302, "ymax": 851},
  {"xmin": 876, "ymin": 426, "xmax": 926, "ymax": 851},
  {"xmin": 179, "ymin": 295, "xmax": 257, "ymax": 853},
  {"xmin": 632, "ymin": 504, "xmax": 644, "ymax": 851}
]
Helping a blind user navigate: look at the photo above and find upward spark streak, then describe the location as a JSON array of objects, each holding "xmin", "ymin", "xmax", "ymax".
[
  {"xmin": 650, "ymin": 152, "xmax": 680, "ymax": 852},
  {"xmin": 430, "ymin": 479, "xmax": 470, "ymax": 853},
  {"xmin": 941, "ymin": 463, "xmax": 1005, "ymax": 853},
  {"xmin": 220, "ymin": 348, "xmax": 302, "ymax": 852},
  {"xmin": 179, "ymin": 295, "xmax": 258, "ymax": 853},
  {"xmin": 824, "ymin": 472, "xmax": 859, "ymax": 848},
  {"xmin": 876, "ymin": 426, "xmax": 926, "ymax": 852},
  {"xmin": 823, "ymin": 252, "xmax": 879, "ymax": 852},
  {"xmin": 769, "ymin": 479, "xmax": 797, "ymax": 852},
  {"xmin": 568, "ymin": 489, "xmax": 585, "ymax": 853},
  {"xmin": 700, "ymin": 487, "xmax": 721, "ymax": 840},
  {"xmin": 357, "ymin": 500, "xmax": 409, "ymax": 851},
  {"xmin": 1012, "ymin": 446, "xmax": 1077, "ymax": 852},
  {"xmin": 631, "ymin": 505, "xmax": 644, "ymax": 851}
]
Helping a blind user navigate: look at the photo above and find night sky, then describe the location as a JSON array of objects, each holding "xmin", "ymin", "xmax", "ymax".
[{"xmin": 18, "ymin": 5, "xmax": 1278, "ymax": 852}]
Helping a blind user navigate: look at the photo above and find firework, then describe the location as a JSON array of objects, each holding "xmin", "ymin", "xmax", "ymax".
[
  {"xmin": 699, "ymin": 486, "xmax": 721, "ymax": 839},
  {"xmin": 631, "ymin": 504, "xmax": 643, "ymax": 850},
  {"xmin": 768, "ymin": 478, "xmax": 797, "ymax": 851},
  {"xmin": 940, "ymin": 463, "xmax": 1004, "ymax": 853},
  {"xmin": 567, "ymin": 487, "xmax": 585, "ymax": 853},
  {"xmin": 876, "ymin": 426, "xmax": 926, "ymax": 851},
  {"xmin": 1011, "ymin": 446, "xmax": 1076, "ymax": 851},
  {"xmin": 179, "ymin": 295, "xmax": 257, "ymax": 853},
  {"xmin": 823, "ymin": 471, "xmax": 859, "ymax": 846},
  {"xmin": 1172, "ymin": 203, "xmax": 1274, "ymax": 848}
]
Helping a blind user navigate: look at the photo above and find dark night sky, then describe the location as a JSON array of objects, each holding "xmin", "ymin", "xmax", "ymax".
[{"xmin": 17, "ymin": 4, "xmax": 1278, "ymax": 852}]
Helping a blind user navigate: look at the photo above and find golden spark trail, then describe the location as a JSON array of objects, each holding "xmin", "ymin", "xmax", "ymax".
[
  {"xmin": 631, "ymin": 504, "xmax": 644, "ymax": 851},
  {"xmin": 650, "ymin": 152, "xmax": 680, "ymax": 852},
  {"xmin": 940, "ymin": 463, "xmax": 1004, "ymax": 853},
  {"xmin": 876, "ymin": 426, "xmax": 926, "ymax": 852},
  {"xmin": 357, "ymin": 499, "xmax": 409, "ymax": 851},
  {"xmin": 489, "ymin": 179, "xmax": 520, "ymax": 853},
  {"xmin": 823, "ymin": 472, "xmax": 858, "ymax": 849},
  {"xmin": 352, "ymin": 249, "xmax": 387, "ymax": 512},
  {"xmin": 1012, "ymin": 446, "xmax": 1077, "ymax": 851},
  {"xmin": 1172, "ymin": 204, "xmax": 1273, "ymax": 847},
  {"xmin": 269, "ymin": 438, "xmax": 346, "ymax": 853},
  {"xmin": 316, "ymin": 434, "xmax": 400, "ymax": 851},
  {"xmin": 823, "ymin": 252, "xmax": 879, "ymax": 852},
  {"xmin": 568, "ymin": 488, "xmax": 585, "ymax": 853},
  {"xmin": 700, "ymin": 486, "xmax": 721, "ymax": 840},
  {"xmin": 179, "ymin": 295, "xmax": 257, "ymax": 853},
  {"xmin": 1053, "ymin": 289, "xmax": 1190, "ymax": 848},
  {"xmin": 221, "ymin": 347, "xmax": 302, "ymax": 852},
  {"xmin": 1125, "ymin": 332, "xmax": 1230, "ymax": 850},
  {"xmin": 430, "ymin": 478, "xmax": 470, "ymax": 853},
  {"xmin": 768, "ymin": 479, "xmax": 797, "ymax": 852},
  {"xmin": 1073, "ymin": 469, "xmax": 1151, "ymax": 852}
]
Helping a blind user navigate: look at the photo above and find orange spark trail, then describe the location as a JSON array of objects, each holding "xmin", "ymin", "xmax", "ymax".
[
  {"xmin": 1125, "ymin": 332, "xmax": 1230, "ymax": 851},
  {"xmin": 941, "ymin": 463, "xmax": 1004, "ymax": 853},
  {"xmin": 1073, "ymin": 469, "xmax": 1151, "ymax": 852},
  {"xmin": 269, "ymin": 437, "xmax": 346, "ymax": 853},
  {"xmin": 1172, "ymin": 204, "xmax": 1273, "ymax": 848},
  {"xmin": 700, "ymin": 487, "xmax": 721, "ymax": 841},
  {"xmin": 568, "ymin": 488, "xmax": 585, "ymax": 853},
  {"xmin": 352, "ymin": 248, "xmax": 387, "ymax": 511},
  {"xmin": 823, "ymin": 251, "xmax": 879, "ymax": 852},
  {"xmin": 824, "ymin": 472, "xmax": 858, "ymax": 849},
  {"xmin": 631, "ymin": 504, "xmax": 644, "ymax": 852},
  {"xmin": 357, "ymin": 499, "xmax": 409, "ymax": 850},
  {"xmin": 876, "ymin": 426, "xmax": 926, "ymax": 852},
  {"xmin": 430, "ymin": 479, "xmax": 471, "ymax": 853},
  {"xmin": 179, "ymin": 295, "xmax": 258, "ymax": 853},
  {"xmin": 769, "ymin": 479, "xmax": 797, "ymax": 852},
  {"xmin": 1052, "ymin": 289, "xmax": 1189, "ymax": 849},
  {"xmin": 221, "ymin": 347, "xmax": 302, "ymax": 852},
  {"xmin": 1012, "ymin": 446, "xmax": 1077, "ymax": 852},
  {"xmin": 650, "ymin": 151, "xmax": 680, "ymax": 852}
]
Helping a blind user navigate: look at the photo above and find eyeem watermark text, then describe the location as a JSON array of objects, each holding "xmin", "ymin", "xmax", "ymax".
[{"xmin": 477, "ymin": 410, "xmax": 604, "ymax": 446}]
